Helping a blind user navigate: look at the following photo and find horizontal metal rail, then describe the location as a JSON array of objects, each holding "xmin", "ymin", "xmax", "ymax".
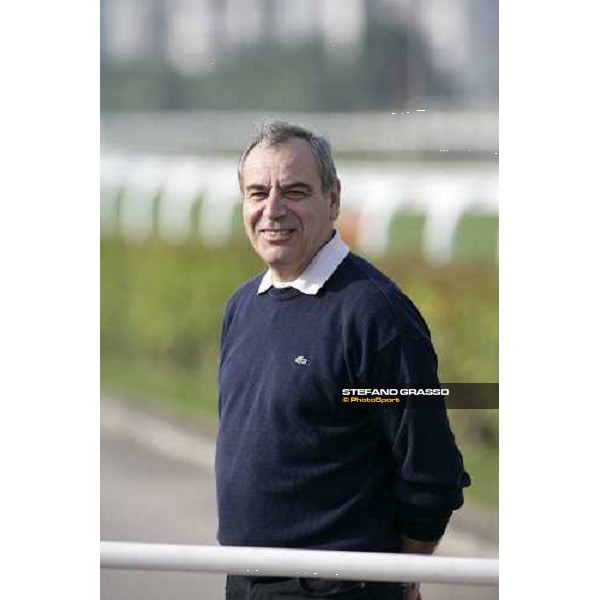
[{"xmin": 100, "ymin": 542, "xmax": 498, "ymax": 586}]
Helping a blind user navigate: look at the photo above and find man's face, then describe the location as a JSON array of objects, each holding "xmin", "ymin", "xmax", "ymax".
[{"xmin": 241, "ymin": 138, "xmax": 340, "ymax": 282}]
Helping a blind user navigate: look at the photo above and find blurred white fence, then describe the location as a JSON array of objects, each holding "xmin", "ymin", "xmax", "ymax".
[
  {"xmin": 101, "ymin": 541, "xmax": 499, "ymax": 586},
  {"xmin": 101, "ymin": 152, "xmax": 498, "ymax": 262}
]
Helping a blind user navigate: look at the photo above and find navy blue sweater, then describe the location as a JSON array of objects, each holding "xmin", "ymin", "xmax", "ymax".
[{"xmin": 216, "ymin": 253, "xmax": 470, "ymax": 552}]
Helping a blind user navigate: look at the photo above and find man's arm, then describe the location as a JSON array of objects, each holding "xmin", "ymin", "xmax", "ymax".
[
  {"xmin": 399, "ymin": 534, "xmax": 438, "ymax": 555},
  {"xmin": 362, "ymin": 333, "xmax": 467, "ymax": 598},
  {"xmin": 395, "ymin": 502, "xmax": 448, "ymax": 600},
  {"xmin": 398, "ymin": 535, "xmax": 439, "ymax": 600}
]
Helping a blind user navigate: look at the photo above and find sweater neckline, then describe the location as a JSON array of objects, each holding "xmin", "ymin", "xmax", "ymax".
[{"xmin": 263, "ymin": 286, "xmax": 305, "ymax": 301}]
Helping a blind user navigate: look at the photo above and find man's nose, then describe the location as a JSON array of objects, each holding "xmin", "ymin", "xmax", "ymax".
[{"xmin": 264, "ymin": 190, "xmax": 287, "ymax": 219}]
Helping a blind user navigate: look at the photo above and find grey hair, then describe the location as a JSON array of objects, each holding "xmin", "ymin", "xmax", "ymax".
[{"xmin": 237, "ymin": 120, "xmax": 338, "ymax": 193}]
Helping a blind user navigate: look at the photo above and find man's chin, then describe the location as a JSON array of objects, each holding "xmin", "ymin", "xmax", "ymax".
[
  {"xmin": 261, "ymin": 250, "xmax": 301, "ymax": 275},
  {"xmin": 258, "ymin": 243, "xmax": 295, "ymax": 263},
  {"xmin": 263, "ymin": 255, "xmax": 296, "ymax": 270}
]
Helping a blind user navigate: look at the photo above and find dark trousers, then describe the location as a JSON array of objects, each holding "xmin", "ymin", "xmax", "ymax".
[{"xmin": 225, "ymin": 575, "xmax": 406, "ymax": 599}]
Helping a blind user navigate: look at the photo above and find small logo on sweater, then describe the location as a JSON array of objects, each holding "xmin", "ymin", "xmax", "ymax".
[{"xmin": 294, "ymin": 355, "xmax": 309, "ymax": 365}]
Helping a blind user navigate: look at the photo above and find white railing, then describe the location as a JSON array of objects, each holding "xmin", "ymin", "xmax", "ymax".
[
  {"xmin": 100, "ymin": 541, "xmax": 499, "ymax": 587},
  {"xmin": 100, "ymin": 153, "xmax": 498, "ymax": 262}
]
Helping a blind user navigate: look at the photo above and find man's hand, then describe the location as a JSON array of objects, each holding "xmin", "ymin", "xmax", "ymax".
[
  {"xmin": 399, "ymin": 534, "xmax": 439, "ymax": 599},
  {"xmin": 403, "ymin": 582, "xmax": 421, "ymax": 600},
  {"xmin": 399, "ymin": 534, "xmax": 439, "ymax": 555}
]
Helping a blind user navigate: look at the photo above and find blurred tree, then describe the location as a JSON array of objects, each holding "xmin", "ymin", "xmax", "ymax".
[{"xmin": 101, "ymin": 22, "xmax": 456, "ymax": 112}]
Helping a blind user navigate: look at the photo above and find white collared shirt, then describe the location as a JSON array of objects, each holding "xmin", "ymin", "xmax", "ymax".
[{"xmin": 257, "ymin": 230, "xmax": 350, "ymax": 295}]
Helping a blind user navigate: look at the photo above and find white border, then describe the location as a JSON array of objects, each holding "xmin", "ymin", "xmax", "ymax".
[
  {"xmin": 2, "ymin": 3, "xmax": 98, "ymax": 598},
  {"xmin": 501, "ymin": 2, "xmax": 599, "ymax": 598}
]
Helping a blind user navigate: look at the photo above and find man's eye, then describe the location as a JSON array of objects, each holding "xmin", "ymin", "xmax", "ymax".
[
  {"xmin": 248, "ymin": 192, "xmax": 267, "ymax": 200},
  {"xmin": 286, "ymin": 190, "xmax": 307, "ymax": 199}
]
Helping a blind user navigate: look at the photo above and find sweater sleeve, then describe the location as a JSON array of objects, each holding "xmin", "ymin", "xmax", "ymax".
[{"xmin": 364, "ymin": 334, "xmax": 471, "ymax": 541}]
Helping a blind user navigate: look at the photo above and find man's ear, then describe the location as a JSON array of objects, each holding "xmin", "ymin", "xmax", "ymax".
[{"xmin": 329, "ymin": 178, "xmax": 341, "ymax": 222}]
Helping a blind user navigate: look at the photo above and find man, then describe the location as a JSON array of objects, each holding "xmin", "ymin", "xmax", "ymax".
[{"xmin": 215, "ymin": 121, "xmax": 470, "ymax": 600}]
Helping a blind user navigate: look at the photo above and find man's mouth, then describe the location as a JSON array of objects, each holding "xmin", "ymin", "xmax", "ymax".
[{"xmin": 259, "ymin": 228, "xmax": 295, "ymax": 240}]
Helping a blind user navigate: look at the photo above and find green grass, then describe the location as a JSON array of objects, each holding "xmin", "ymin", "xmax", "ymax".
[
  {"xmin": 387, "ymin": 211, "xmax": 498, "ymax": 265},
  {"xmin": 101, "ymin": 239, "xmax": 498, "ymax": 384},
  {"xmin": 460, "ymin": 442, "xmax": 499, "ymax": 510},
  {"xmin": 454, "ymin": 214, "xmax": 498, "ymax": 264},
  {"xmin": 389, "ymin": 211, "xmax": 426, "ymax": 256},
  {"xmin": 101, "ymin": 354, "xmax": 219, "ymax": 418},
  {"xmin": 448, "ymin": 409, "xmax": 499, "ymax": 509}
]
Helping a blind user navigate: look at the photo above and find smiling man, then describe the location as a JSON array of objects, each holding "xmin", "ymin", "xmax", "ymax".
[
  {"xmin": 240, "ymin": 134, "xmax": 340, "ymax": 283},
  {"xmin": 215, "ymin": 121, "xmax": 470, "ymax": 600}
]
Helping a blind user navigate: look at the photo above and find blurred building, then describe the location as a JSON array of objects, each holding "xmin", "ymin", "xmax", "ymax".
[{"xmin": 100, "ymin": 0, "xmax": 498, "ymax": 103}]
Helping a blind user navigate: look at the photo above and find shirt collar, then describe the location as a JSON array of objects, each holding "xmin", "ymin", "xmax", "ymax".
[{"xmin": 257, "ymin": 230, "xmax": 349, "ymax": 295}]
